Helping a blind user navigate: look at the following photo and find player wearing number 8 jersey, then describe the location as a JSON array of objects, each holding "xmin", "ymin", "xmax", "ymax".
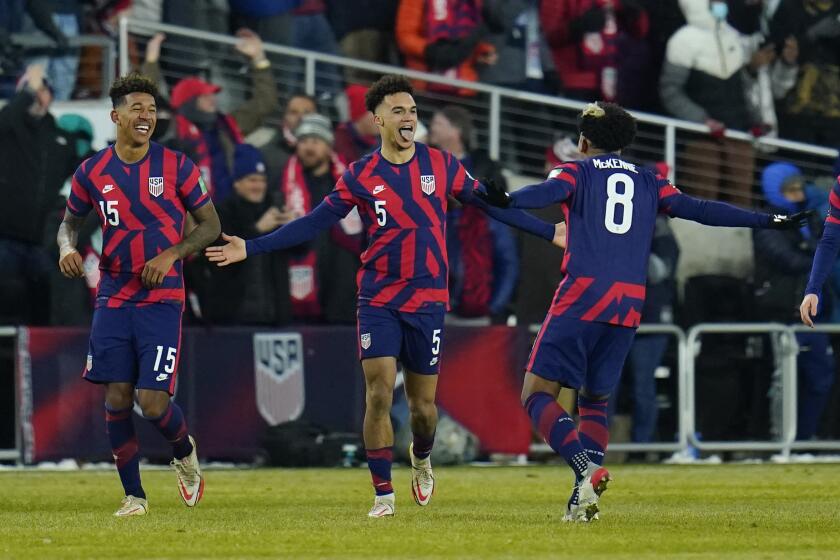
[
  {"xmin": 478, "ymin": 101, "xmax": 810, "ymax": 522},
  {"xmin": 57, "ymin": 74, "xmax": 221, "ymax": 516},
  {"xmin": 207, "ymin": 75, "xmax": 564, "ymax": 517}
]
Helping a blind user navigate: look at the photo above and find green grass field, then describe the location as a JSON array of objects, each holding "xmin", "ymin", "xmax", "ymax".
[{"xmin": 2, "ymin": 464, "xmax": 839, "ymax": 559}]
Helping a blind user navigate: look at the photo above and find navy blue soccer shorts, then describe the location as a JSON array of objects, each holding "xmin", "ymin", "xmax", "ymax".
[
  {"xmin": 527, "ymin": 314, "xmax": 636, "ymax": 396},
  {"xmin": 83, "ymin": 304, "xmax": 183, "ymax": 395},
  {"xmin": 356, "ymin": 305, "xmax": 445, "ymax": 375}
]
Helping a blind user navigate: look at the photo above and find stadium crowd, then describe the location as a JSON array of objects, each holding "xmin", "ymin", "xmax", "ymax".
[{"xmin": 1, "ymin": 0, "xmax": 840, "ymax": 443}]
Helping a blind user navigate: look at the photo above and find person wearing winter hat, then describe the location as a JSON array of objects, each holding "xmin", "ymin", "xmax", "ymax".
[
  {"xmin": 140, "ymin": 30, "xmax": 279, "ymax": 203},
  {"xmin": 333, "ymin": 84, "xmax": 380, "ymax": 164},
  {"xmin": 205, "ymin": 143, "xmax": 294, "ymax": 325}
]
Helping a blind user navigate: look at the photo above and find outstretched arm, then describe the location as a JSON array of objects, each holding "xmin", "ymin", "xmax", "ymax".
[
  {"xmin": 206, "ymin": 201, "xmax": 344, "ymax": 266},
  {"xmin": 466, "ymin": 193, "xmax": 556, "ymax": 241}
]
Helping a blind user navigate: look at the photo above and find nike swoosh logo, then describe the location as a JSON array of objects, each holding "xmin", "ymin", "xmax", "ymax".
[
  {"xmin": 414, "ymin": 480, "xmax": 429, "ymax": 502},
  {"xmin": 103, "ymin": 185, "xmax": 114, "ymax": 193},
  {"xmin": 373, "ymin": 186, "xmax": 385, "ymax": 194},
  {"xmin": 179, "ymin": 479, "xmax": 194, "ymax": 501}
]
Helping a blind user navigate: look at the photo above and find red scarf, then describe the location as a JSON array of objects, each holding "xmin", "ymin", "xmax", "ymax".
[
  {"xmin": 577, "ymin": 0, "xmax": 619, "ymax": 100},
  {"xmin": 455, "ymin": 205, "xmax": 493, "ymax": 317},
  {"xmin": 424, "ymin": 0, "xmax": 484, "ymax": 93},
  {"xmin": 281, "ymin": 154, "xmax": 363, "ymax": 319},
  {"xmin": 174, "ymin": 113, "xmax": 243, "ymax": 198}
]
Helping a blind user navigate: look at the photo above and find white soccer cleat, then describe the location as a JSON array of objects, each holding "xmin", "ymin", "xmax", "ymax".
[
  {"xmin": 409, "ymin": 442, "xmax": 435, "ymax": 506},
  {"xmin": 171, "ymin": 435, "xmax": 204, "ymax": 507},
  {"xmin": 576, "ymin": 463, "xmax": 611, "ymax": 522},
  {"xmin": 114, "ymin": 495, "xmax": 148, "ymax": 517},
  {"xmin": 367, "ymin": 493, "xmax": 395, "ymax": 518}
]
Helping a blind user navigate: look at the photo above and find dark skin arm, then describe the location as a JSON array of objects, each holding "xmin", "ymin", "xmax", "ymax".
[
  {"xmin": 57, "ymin": 212, "xmax": 86, "ymax": 278},
  {"xmin": 141, "ymin": 201, "xmax": 221, "ymax": 288}
]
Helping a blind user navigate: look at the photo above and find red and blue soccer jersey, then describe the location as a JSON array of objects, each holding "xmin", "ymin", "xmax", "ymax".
[
  {"xmin": 805, "ymin": 175, "xmax": 840, "ymax": 296},
  {"xmin": 527, "ymin": 157, "xmax": 687, "ymax": 327},
  {"xmin": 66, "ymin": 142, "xmax": 209, "ymax": 307},
  {"xmin": 323, "ymin": 142, "xmax": 477, "ymax": 312}
]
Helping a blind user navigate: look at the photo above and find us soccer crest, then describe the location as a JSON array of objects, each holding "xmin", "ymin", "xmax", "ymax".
[
  {"xmin": 253, "ymin": 333, "xmax": 305, "ymax": 426},
  {"xmin": 420, "ymin": 175, "xmax": 436, "ymax": 195},
  {"xmin": 360, "ymin": 333, "xmax": 372, "ymax": 350},
  {"xmin": 289, "ymin": 265, "xmax": 314, "ymax": 301},
  {"xmin": 148, "ymin": 176, "xmax": 164, "ymax": 197}
]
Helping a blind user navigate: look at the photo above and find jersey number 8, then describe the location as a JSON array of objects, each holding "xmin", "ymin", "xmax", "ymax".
[{"xmin": 604, "ymin": 173, "xmax": 634, "ymax": 234}]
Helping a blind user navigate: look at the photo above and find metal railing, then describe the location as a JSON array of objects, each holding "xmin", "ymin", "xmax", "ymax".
[{"xmin": 120, "ymin": 17, "xmax": 838, "ymax": 196}]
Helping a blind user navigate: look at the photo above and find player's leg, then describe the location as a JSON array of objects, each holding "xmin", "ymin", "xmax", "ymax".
[
  {"xmin": 134, "ymin": 305, "xmax": 203, "ymax": 507},
  {"xmin": 399, "ymin": 310, "xmax": 444, "ymax": 506},
  {"xmin": 84, "ymin": 306, "xmax": 147, "ymax": 516}
]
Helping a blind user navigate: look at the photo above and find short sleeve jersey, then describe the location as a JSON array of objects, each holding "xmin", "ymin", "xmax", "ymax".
[
  {"xmin": 545, "ymin": 154, "xmax": 682, "ymax": 327},
  {"xmin": 320, "ymin": 142, "xmax": 478, "ymax": 312},
  {"xmin": 66, "ymin": 142, "xmax": 210, "ymax": 307}
]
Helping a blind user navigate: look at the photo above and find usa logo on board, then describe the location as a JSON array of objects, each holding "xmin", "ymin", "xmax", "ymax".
[
  {"xmin": 420, "ymin": 175, "xmax": 436, "ymax": 195},
  {"xmin": 148, "ymin": 176, "xmax": 164, "ymax": 197}
]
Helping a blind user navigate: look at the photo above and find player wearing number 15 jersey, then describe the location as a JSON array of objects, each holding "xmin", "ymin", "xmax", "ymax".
[
  {"xmin": 478, "ymin": 101, "xmax": 809, "ymax": 522},
  {"xmin": 207, "ymin": 75, "xmax": 562, "ymax": 517},
  {"xmin": 57, "ymin": 74, "xmax": 221, "ymax": 516}
]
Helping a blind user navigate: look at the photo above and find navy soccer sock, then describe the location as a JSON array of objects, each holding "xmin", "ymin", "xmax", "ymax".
[
  {"xmin": 146, "ymin": 401, "xmax": 193, "ymax": 460},
  {"xmin": 578, "ymin": 395, "xmax": 610, "ymax": 465},
  {"xmin": 105, "ymin": 404, "xmax": 145, "ymax": 499},
  {"xmin": 411, "ymin": 431, "xmax": 435, "ymax": 461},
  {"xmin": 366, "ymin": 447, "xmax": 394, "ymax": 496},
  {"xmin": 524, "ymin": 392, "xmax": 590, "ymax": 481}
]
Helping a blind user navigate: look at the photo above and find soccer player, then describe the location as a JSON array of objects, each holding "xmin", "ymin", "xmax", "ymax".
[
  {"xmin": 478, "ymin": 102, "xmax": 809, "ymax": 522},
  {"xmin": 57, "ymin": 74, "xmax": 221, "ymax": 516},
  {"xmin": 801, "ymin": 174, "xmax": 840, "ymax": 329},
  {"xmin": 206, "ymin": 75, "xmax": 563, "ymax": 517}
]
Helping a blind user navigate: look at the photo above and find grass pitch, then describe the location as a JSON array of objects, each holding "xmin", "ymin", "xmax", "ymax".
[{"xmin": 1, "ymin": 464, "xmax": 839, "ymax": 559}]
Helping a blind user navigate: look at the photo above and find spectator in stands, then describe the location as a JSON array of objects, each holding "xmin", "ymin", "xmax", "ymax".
[
  {"xmin": 660, "ymin": 0, "xmax": 759, "ymax": 204},
  {"xmin": 619, "ymin": 213, "xmax": 680, "ymax": 443},
  {"xmin": 333, "ymin": 84, "xmax": 379, "ymax": 164},
  {"xmin": 205, "ymin": 144, "xmax": 295, "ymax": 325},
  {"xmin": 753, "ymin": 162, "xmax": 835, "ymax": 440},
  {"xmin": 0, "ymin": 64, "xmax": 75, "ymax": 325},
  {"xmin": 229, "ymin": 0, "xmax": 299, "ymax": 47},
  {"xmin": 540, "ymin": 0, "xmax": 650, "ymax": 104},
  {"xmin": 19, "ymin": 0, "xmax": 79, "ymax": 100},
  {"xmin": 258, "ymin": 93, "xmax": 318, "ymax": 190},
  {"xmin": 161, "ymin": 0, "xmax": 229, "ymax": 79},
  {"xmin": 428, "ymin": 105, "xmax": 518, "ymax": 320},
  {"xmin": 292, "ymin": 1, "xmax": 343, "ymax": 98},
  {"xmin": 769, "ymin": 0, "xmax": 840, "ymax": 146},
  {"xmin": 480, "ymin": 0, "xmax": 556, "ymax": 92},
  {"xmin": 730, "ymin": 0, "xmax": 799, "ymax": 142},
  {"xmin": 325, "ymin": 0, "xmax": 399, "ymax": 83},
  {"xmin": 142, "ymin": 29, "xmax": 279, "ymax": 203},
  {"xmin": 281, "ymin": 113, "xmax": 362, "ymax": 323},
  {"xmin": 396, "ymin": 0, "xmax": 497, "ymax": 96}
]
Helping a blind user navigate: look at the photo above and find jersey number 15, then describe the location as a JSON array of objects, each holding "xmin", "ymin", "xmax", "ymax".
[{"xmin": 604, "ymin": 173, "xmax": 634, "ymax": 235}]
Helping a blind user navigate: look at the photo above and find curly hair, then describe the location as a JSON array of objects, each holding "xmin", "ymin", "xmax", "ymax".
[
  {"xmin": 365, "ymin": 74, "xmax": 414, "ymax": 113},
  {"xmin": 109, "ymin": 73, "xmax": 159, "ymax": 108},
  {"xmin": 577, "ymin": 101, "xmax": 637, "ymax": 153}
]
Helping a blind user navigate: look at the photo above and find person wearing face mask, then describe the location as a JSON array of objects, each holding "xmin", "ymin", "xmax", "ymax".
[
  {"xmin": 204, "ymin": 144, "xmax": 295, "ymax": 325},
  {"xmin": 141, "ymin": 30, "xmax": 280, "ymax": 203},
  {"xmin": 769, "ymin": 0, "xmax": 840, "ymax": 145},
  {"xmin": 753, "ymin": 162, "xmax": 834, "ymax": 441},
  {"xmin": 660, "ymin": 0, "xmax": 762, "ymax": 205},
  {"xmin": 0, "ymin": 63, "xmax": 76, "ymax": 325}
]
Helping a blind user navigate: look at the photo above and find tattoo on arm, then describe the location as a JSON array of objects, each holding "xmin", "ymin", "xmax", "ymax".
[
  {"xmin": 57, "ymin": 213, "xmax": 86, "ymax": 255},
  {"xmin": 173, "ymin": 202, "xmax": 221, "ymax": 258}
]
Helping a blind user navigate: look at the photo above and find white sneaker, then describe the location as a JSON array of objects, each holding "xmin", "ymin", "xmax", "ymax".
[
  {"xmin": 409, "ymin": 443, "xmax": 435, "ymax": 506},
  {"xmin": 368, "ymin": 493, "xmax": 395, "ymax": 518},
  {"xmin": 114, "ymin": 495, "xmax": 148, "ymax": 517},
  {"xmin": 171, "ymin": 435, "xmax": 204, "ymax": 507},
  {"xmin": 577, "ymin": 463, "xmax": 611, "ymax": 522}
]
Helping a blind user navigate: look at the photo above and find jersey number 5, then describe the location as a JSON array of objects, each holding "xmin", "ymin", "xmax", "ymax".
[
  {"xmin": 604, "ymin": 173, "xmax": 634, "ymax": 234},
  {"xmin": 375, "ymin": 200, "xmax": 387, "ymax": 226}
]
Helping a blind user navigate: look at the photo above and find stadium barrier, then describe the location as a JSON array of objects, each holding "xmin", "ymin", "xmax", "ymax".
[
  {"xmin": 0, "ymin": 327, "xmax": 19, "ymax": 462},
  {"xmin": 119, "ymin": 17, "xmax": 838, "ymax": 200}
]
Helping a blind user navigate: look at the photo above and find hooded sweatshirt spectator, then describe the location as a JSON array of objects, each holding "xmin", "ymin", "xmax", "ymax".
[
  {"xmin": 396, "ymin": 0, "xmax": 497, "ymax": 96},
  {"xmin": 256, "ymin": 93, "xmax": 318, "ymax": 191},
  {"xmin": 752, "ymin": 162, "xmax": 835, "ymax": 440},
  {"xmin": 141, "ymin": 29, "xmax": 279, "ymax": 203},
  {"xmin": 333, "ymin": 84, "xmax": 379, "ymax": 164}
]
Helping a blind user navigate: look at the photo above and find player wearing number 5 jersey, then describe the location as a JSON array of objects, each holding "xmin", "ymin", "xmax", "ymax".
[
  {"xmin": 57, "ymin": 74, "xmax": 221, "ymax": 516},
  {"xmin": 478, "ymin": 102, "xmax": 809, "ymax": 522},
  {"xmin": 207, "ymin": 75, "xmax": 564, "ymax": 517}
]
